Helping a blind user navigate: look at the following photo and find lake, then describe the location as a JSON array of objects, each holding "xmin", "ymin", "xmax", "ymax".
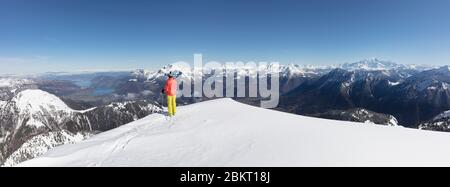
[{"xmin": 92, "ymin": 87, "xmax": 114, "ymax": 96}]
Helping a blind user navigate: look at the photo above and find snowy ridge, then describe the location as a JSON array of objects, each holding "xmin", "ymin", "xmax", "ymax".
[{"xmin": 19, "ymin": 98, "xmax": 450, "ymax": 167}]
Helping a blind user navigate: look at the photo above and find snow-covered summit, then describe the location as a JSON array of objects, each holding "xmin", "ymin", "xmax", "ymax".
[
  {"xmin": 18, "ymin": 98, "xmax": 450, "ymax": 167},
  {"xmin": 12, "ymin": 89, "xmax": 73, "ymax": 114},
  {"xmin": 2, "ymin": 89, "xmax": 77, "ymax": 130}
]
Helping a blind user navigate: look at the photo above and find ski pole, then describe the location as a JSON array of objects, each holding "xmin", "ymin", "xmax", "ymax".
[{"xmin": 160, "ymin": 86, "xmax": 164, "ymax": 108}]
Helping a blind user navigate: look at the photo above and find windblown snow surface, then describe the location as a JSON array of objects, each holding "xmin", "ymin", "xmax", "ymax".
[{"xmin": 19, "ymin": 98, "xmax": 450, "ymax": 167}]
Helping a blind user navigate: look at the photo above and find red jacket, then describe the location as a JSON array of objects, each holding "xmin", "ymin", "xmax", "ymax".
[{"xmin": 164, "ymin": 77, "xmax": 177, "ymax": 96}]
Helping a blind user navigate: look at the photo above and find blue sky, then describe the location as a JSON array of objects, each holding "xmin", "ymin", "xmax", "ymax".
[{"xmin": 1, "ymin": 0, "xmax": 450, "ymax": 74}]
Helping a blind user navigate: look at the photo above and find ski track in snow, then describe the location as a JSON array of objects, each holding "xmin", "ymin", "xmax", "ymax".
[{"xmin": 18, "ymin": 98, "xmax": 450, "ymax": 167}]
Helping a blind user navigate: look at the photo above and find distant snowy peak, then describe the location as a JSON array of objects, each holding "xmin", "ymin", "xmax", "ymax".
[
  {"xmin": 340, "ymin": 58, "xmax": 399, "ymax": 71},
  {"xmin": 339, "ymin": 58, "xmax": 435, "ymax": 71},
  {"xmin": 0, "ymin": 78, "xmax": 33, "ymax": 88},
  {"xmin": 11, "ymin": 89, "xmax": 73, "ymax": 114},
  {"xmin": 279, "ymin": 64, "xmax": 320, "ymax": 77}
]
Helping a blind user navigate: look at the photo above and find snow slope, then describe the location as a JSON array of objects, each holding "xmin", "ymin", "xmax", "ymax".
[{"xmin": 19, "ymin": 98, "xmax": 450, "ymax": 167}]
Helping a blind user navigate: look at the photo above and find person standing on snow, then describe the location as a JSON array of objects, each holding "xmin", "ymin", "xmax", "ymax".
[{"xmin": 162, "ymin": 72, "xmax": 177, "ymax": 116}]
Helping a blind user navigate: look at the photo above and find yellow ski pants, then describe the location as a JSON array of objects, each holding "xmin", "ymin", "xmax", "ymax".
[{"xmin": 167, "ymin": 95, "xmax": 176, "ymax": 116}]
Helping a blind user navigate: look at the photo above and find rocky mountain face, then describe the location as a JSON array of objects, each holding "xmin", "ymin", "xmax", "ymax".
[
  {"xmin": 309, "ymin": 108, "xmax": 399, "ymax": 126},
  {"xmin": 419, "ymin": 117, "xmax": 450, "ymax": 132},
  {"xmin": 381, "ymin": 66, "xmax": 450, "ymax": 126},
  {"xmin": 0, "ymin": 89, "xmax": 161, "ymax": 166},
  {"xmin": 279, "ymin": 64, "xmax": 450, "ymax": 127},
  {"xmin": 419, "ymin": 110, "xmax": 450, "ymax": 132}
]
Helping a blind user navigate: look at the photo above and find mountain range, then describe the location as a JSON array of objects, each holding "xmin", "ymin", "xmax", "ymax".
[
  {"xmin": 278, "ymin": 65, "xmax": 450, "ymax": 127},
  {"xmin": 1, "ymin": 58, "xmax": 449, "ymax": 166}
]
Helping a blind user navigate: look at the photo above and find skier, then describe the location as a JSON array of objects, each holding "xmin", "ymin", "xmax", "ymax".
[{"xmin": 161, "ymin": 72, "xmax": 177, "ymax": 117}]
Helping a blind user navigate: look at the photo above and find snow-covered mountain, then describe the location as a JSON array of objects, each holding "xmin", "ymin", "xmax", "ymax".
[
  {"xmin": 18, "ymin": 98, "xmax": 450, "ymax": 167},
  {"xmin": 0, "ymin": 89, "xmax": 161, "ymax": 166},
  {"xmin": 6, "ymin": 89, "xmax": 76, "ymax": 129},
  {"xmin": 1, "ymin": 89, "xmax": 84, "ymax": 165}
]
